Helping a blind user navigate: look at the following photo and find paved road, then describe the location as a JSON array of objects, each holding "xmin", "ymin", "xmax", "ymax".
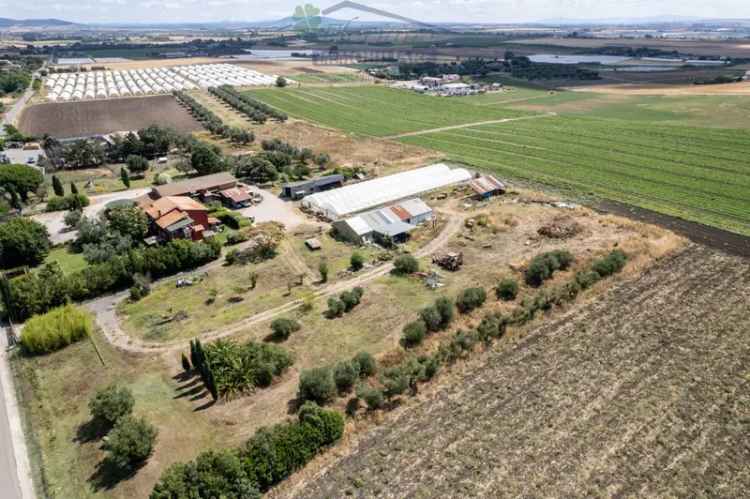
[{"xmin": 0, "ymin": 330, "xmax": 32, "ymax": 499}]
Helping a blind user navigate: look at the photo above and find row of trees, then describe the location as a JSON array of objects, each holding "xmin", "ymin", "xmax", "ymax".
[
  {"xmin": 211, "ymin": 85, "xmax": 288, "ymax": 122},
  {"xmin": 1, "ymin": 238, "xmax": 222, "ymax": 321},
  {"xmin": 173, "ymin": 91, "xmax": 253, "ymax": 146}
]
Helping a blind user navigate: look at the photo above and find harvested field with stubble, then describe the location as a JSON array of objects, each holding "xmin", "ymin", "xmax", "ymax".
[
  {"xmin": 18, "ymin": 95, "xmax": 202, "ymax": 138},
  {"xmin": 286, "ymin": 244, "xmax": 750, "ymax": 499}
]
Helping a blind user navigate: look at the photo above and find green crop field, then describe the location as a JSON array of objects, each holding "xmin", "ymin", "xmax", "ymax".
[
  {"xmin": 243, "ymin": 86, "xmax": 530, "ymax": 137},
  {"xmin": 247, "ymin": 86, "xmax": 750, "ymax": 236}
]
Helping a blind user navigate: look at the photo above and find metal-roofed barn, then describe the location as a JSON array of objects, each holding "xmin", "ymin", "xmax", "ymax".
[
  {"xmin": 282, "ymin": 174, "xmax": 344, "ymax": 200},
  {"xmin": 151, "ymin": 172, "xmax": 238, "ymax": 199},
  {"xmin": 333, "ymin": 198, "xmax": 434, "ymax": 245},
  {"xmin": 302, "ymin": 164, "xmax": 470, "ymax": 220},
  {"xmin": 469, "ymin": 174, "xmax": 506, "ymax": 199}
]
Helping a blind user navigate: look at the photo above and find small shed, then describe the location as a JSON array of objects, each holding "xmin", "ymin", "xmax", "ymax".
[
  {"xmin": 282, "ymin": 174, "xmax": 345, "ymax": 200},
  {"xmin": 469, "ymin": 175, "xmax": 506, "ymax": 199}
]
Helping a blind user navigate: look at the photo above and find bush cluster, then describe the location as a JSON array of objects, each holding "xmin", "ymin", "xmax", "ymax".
[
  {"xmin": 45, "ymin": 193, "xmax": 90, "ymax": 212},
  {"xmin": 151, "ymin": 402, "xmax": 342, "ymax": 497},
  {"xmin": 4, "ymin": 239, "xmax": 221, "ymax": 321},
  {"xmin": 298, "ymin": 367, "xmax": 336, "ymax": 405},
  {"xmin": 393, "ymin": 254, "xmax": 419, "ymax": 275},
  {"xmin": 269, "ymin": 317, "xmax": 301, "ymax": 342},
  {"xmin": 0, "ymin": 217, "xmax": 50, "ymax": 269},
  {"xmin": 456, "ymin": 287, "xmax": 487, "ymax": 313},
  {"xmin": 401, "ymin": 297, "xmax": 455, "ymax": 349},
  {"xmin": 326, "ymin": 287, "xmax": 364, "ymax": 319},
  {"xmin": 19, "ymin": 304, "xmax": 92, "ymax": 355},
  {"xmin": 104, "ymin": 416, "xmax": 158, "ymax": 470},
  {"xmin": 524, "ymin": 250, "xmax": 574, "ymax": 287},
  {"xmin": 89, "ymin": 384, "xmax": 134, "ymax": 426},
  {"xmin": 495, "ymin": 277, "xmax": 519, "ymax": 301}
]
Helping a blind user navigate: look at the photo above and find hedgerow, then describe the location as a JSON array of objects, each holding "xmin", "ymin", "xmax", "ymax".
[{"xmin": 524, "ymin": 250, "xmax": 574, "ymax": 287}]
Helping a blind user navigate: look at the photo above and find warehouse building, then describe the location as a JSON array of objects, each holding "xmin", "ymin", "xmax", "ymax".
[
  {"xmin": 282, "ymin": 174, "xmax": 344, "ymax": 200},
  {"xmin": 302, "ymin": 164, "xmax": 470, "ymax": 220},
  {"xmin": 150, "ymin": 172, "xmax": 238, "ymax": 200},
  {"xmin": 333, "ymin": 198, "xmax": 433, "ymax": 245}
]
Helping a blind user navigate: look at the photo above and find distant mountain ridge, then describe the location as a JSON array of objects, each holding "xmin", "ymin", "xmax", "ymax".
[{"xmin": 0, "ymin": 17, "xmax": 77, "ymax": 28}]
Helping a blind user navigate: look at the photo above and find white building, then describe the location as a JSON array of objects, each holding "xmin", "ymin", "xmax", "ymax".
[{"xmin": 302, "ymin": 164, "xmax": 471, "ymax": 220}]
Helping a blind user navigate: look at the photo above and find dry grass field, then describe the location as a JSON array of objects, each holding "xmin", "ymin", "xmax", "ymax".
[
  {"xmin": 513, "ymin": 37, "xmax": 750, "ymax": 58},
  {"xmin": 284, "ymin": 243, "xmax": 750, "ymax": 498},
  {"xmin": 18, "ymin": 95, "xmax": 201, "ymax": 138}
]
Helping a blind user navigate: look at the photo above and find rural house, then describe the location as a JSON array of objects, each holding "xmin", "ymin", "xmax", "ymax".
[
  {"xmin": 139, "ymin": 196, "xmax": 212, "ymax": 241},
  {"xmin": 281, "ymin": 174, "xmax": 345, "ymax": 200}
]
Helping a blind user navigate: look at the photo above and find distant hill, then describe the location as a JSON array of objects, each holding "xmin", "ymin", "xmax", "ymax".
[{"xmin": 0, "ymin": 17, "xmax": 77, "ymax": 28}]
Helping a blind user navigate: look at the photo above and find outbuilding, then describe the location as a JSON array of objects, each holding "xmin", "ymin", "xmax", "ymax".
[
  {"xmin": 282, "ymin": 174, "xmax": 345, "ymax": 200},
  {"xmin": 469, "ymin": 175, "xmax": 506, "ymax": 199}
]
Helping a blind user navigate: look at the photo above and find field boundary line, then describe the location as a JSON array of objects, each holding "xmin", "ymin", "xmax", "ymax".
[{"xmin": 383, "ymin": 113, "xmax": 557, "ymax": 139}]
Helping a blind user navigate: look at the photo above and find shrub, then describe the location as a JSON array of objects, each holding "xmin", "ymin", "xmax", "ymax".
[
  {"xmin": 201, "ymin": 340, "xmax": 293, "ymax": 399},
  {"xmin": 45, "ymin": 193, "xmax": 90, "ymax": 212},
  {"xmin": 591, "ymin": 249, "xmax": 628, "ymax": 277},
  {"xmin": 340, "ymin": 287, "xmax": 364, "ymax": 312},
  {"xmin": 352, "ymin": 351, "xmax": 377, "ymax": 377},
  {"xmin": 20, "ymin": 304, "xmax": 92, "ymax": 355},
  {"xmin": 380, "ymin": 366, "xmax": 409, "ymax": 400},
  {"xmin": 575, "ymin": 270, "xmax": 601, "ymax": 290},
  {"xmin": 298, "ymin": 367, "xmax": 336, "ymax": 405},
  {"xmin": 126, "ymin": 155, "xmax": 150, "ymax": 174},
  {"xmin": 456, "ymin": 287, "xmax": 487, "ymax": 314},
  {"xmin": 89, "ymin": 384, "xmax": 135, "ymax": 426},
  {"xmin": 350, "ymin": 251, "xmax": 365, "ymax": 271},
  {"xmin": 393, "ymin": 254, "xmax": 419, "ymax": 275},
  {"xmin": 400, "ymin": 320, "xmax": 426, "ymax": 349},
  {"xmin": 434, "ymin": 296, "xmax": 454, "ymax": 330},
  {"xmin": 150, "ymin": 449, "xmax": 260, "ymax": 499},
  {"xmin": 524, "ymin": 250, "xmax": 574, "ymax": 287},
  {"xmin": 103, "ymin": 416, "xmax": 158, "ymax": 470},
  {"xmin": 129, "ymin": 274, "xmax": 151, "ymax": 301},
  {"xmin": 495, "ymin": 277, "xmax": 519, "ymax": 301},
  {"xmin": 0, "ymin": 217, "xmax": 50, "ymax": 269},
  {"xmin": 419, "ymin": 305, "xmax": 442, "ymax": 332},
  {"xmin": 225, "ymin": 231, "xmax": 249, "ymax": 246},
  {"xmin": 356, "ymin": 385, "xmax": 384, "ymax": 410},
  {"xmin": 326, "ymin": 296, "xmax": 345, "ymax": 319},
  {"xmin": 63, "ymin": 209, "xmax": 83, "ymax": 229},
  {"xmin": 333, "ymin": 361, "xmax": 359, "ymax": 393},
  {"xmin": 476, "ymin": 313, "xmax": 507, "ymax": 343},
  {"xmin": 0, "ymin": 164, "xmax": 44, "ymax": 201},
  {"xmin": 269, "ymin": 318, "xmax": 301, "ymax": 342},
  {"xmin": 318, "ymin": 260, "xmax": 328, "ymax": 283},
  {"xmin": 422, "ymin": 355, "xmax": 441, "ymax": 380}
]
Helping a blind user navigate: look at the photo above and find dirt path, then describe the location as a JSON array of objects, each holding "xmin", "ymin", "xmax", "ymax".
[
  {"xmin": 87, "ymin": 212, "xmax": 465, "ymax": 354},
  {"xmin": 383, "ymin": 113, "xmax": 557, "ymax": 139}
]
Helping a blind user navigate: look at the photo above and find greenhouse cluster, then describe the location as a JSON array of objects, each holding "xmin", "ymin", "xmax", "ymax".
[{"xmin": 44, "ymin": 64, "xmax": 281, "ymax": 102}]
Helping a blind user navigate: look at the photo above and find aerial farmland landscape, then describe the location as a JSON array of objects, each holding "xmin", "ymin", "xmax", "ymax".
[{"xmin": 0, "ymin": 1, "xmax": 748, "ymax": 499}]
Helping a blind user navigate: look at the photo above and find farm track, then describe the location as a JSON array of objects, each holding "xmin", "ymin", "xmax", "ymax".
[
  {"xmin": 87, "ymin": 213, "xmax": 464, "ymax": 354},
  {"xmin": 382, "ymin": 113, "xmax": 557, "ymax": 139},
  {"xmin": 289, "ymin": 244, "xmax": 750, "ymax": 498}
]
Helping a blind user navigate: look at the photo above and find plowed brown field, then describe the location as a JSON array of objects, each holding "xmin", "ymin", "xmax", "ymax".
[
  {"xmin": 288, "ymin": 244, "xmax": 750, "ymax": 498},
  {"xmin": 19, "ymin": 95, "xmax": 201, "ymax": 138}
]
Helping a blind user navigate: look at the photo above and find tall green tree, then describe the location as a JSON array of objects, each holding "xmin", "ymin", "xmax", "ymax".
[
  {"xmin": 0, "ymin": 218, "xmax": 51, "ymax": 269},
  {"xmin": 120, "ymin": 167, "xmax": 131, "ymax": 189},
  {"xmin": 70, "ymin": 182, "xmax": 78, "ymax": 195},
  {"xmin": 52, "ymin": 175, "xmax": 64, "ymax": 197}
]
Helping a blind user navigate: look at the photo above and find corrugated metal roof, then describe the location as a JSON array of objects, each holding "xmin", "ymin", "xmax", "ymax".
[
  {"xmin": 469, "ymin": 175, "xmax": 506, "ymax": 195},
  {"xmin": 154, "ymin": 172, "xmax": 237, "ymax": 198},
  {"xmin": 397, "ymin": 198, "xmax": 432, "ymax": 218}
]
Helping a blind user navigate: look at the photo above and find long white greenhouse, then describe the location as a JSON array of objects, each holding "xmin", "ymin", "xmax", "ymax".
[{"xmin": 301, "ymin": 164, "xmax": 472, "ymax": 220}]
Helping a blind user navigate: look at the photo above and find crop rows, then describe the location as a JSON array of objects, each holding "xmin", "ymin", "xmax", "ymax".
[
  {"xmin": 245, "ymin": 86, "xmax": 528, "ymax": 137},
  {"xmin": 210, "ymin": 85, "xmax": 288, "ymax": 123},
  {"xmin": 402, "ymin": 117, "xmax": 750, "ymax": 236}
]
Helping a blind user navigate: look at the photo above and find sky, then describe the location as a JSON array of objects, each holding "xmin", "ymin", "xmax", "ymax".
[{"xmin": 2, "ymin": 0, "xmax": 750, "ymax": 24}]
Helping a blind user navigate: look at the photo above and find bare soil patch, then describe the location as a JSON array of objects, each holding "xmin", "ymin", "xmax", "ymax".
[
  {"xmin": 19, "ymin": 95, "xmax": 201, "ymax": 138},
  {"xmin": 232, "ymin": 59, "xmax": 357, "ymax": 76},
  {"xmin": 568, "ymin": 80, "xmax": 750, "ymax": 96},
  {"xmin": 286, "ymin": 243, "xmax": 750, "ymax": 498}
]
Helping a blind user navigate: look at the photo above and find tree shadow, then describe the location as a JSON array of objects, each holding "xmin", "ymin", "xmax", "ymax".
[
  {"xmin": 172, "ymin": 371, "xmax": 194, "ymax": 383},
  {"xmin": 193, "ymin": 398, "xmax": 216, "ymax": 412},
  {"xmin": 74, "ymin": 418, "xmax": 111, "ymax": 444},
  {"xmin": 89, "ymin": 457, "xmax": 143, "ymax": 492},
  {"xmin": 173, "ymin": 384, "xmax": 204, "ymax": 400},
  {"xmin": 190, "ymin": 389, "xmax": 209, "ymax": 402},
  {"xmin": 286, "ymin": 396, "xmax": 303, "ymax": 415}
]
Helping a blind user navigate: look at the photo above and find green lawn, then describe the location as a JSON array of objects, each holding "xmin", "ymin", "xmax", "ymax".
[
  {"xmin": 243, "ymin": 86, "xmax": 531, "ymax": 137},
  {"xmin": 289, "ymin": 73, "xmax": 362, "ymax": 84},
  {"xmin": 44, "ymin": 246, "xmax": 88, "ymax": 274}
]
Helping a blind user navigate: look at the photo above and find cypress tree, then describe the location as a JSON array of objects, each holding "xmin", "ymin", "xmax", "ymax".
[
  {"xmin": 189, "ymin": 340, "xmax": 198, "ymax": 370},
  {"xmin": 52, "ymin": 175, "xmax": 64, "ymax": 197},
  {"xmin": 70, "ymin": 182, "xmax": 79, "ymax": 195},
  {"xmin": 121, "ymin": 167, "xmax": 131, "ymax": 188},
  {"xmin": 205, "ymin": 367, "xmax": 218, "ymax": 401}
]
